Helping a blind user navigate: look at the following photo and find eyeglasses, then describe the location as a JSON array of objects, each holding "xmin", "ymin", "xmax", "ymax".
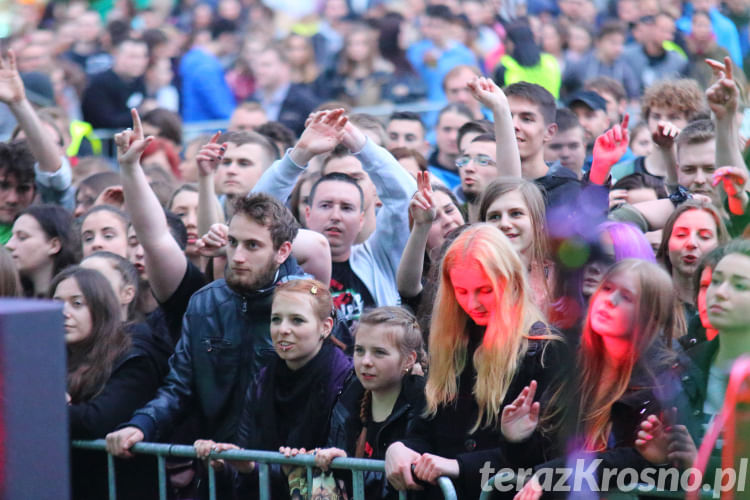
[{"xmin": 455, "ymin": 154, "xmax": 496, "ymax": 168}]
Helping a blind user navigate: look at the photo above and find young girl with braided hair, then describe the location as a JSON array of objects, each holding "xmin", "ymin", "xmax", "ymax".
[{"xmin": 314, "ymin": 306, "xmax": 427, "ymax": 499}]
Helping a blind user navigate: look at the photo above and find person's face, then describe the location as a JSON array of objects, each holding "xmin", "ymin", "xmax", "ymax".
[
  {"xmin": 630, "ymin": 127, "xmax": 654, "ymax": 157},
  {"xmin": 386, "ymin": 119, "xmax": 427, "ymax": 155},
  {"xmin": 647, "ymin": 106, "xmax": 689, "ymax": 136},
  {"xmin": 77, "ymin": 12, "xmax": 102, "ymax": 43},
  {"xmin": 571, "ymin": 104, "xmax": 610, "ymax": 147},
  {"xmin": 226, "ymin": 214, "xmax": 287, "ymax": 293},
  {"xmin": 667, "ymin": 210, "xmax": 719, "ymax": 278},
  {"xmin": 347, "ymin": 32, "xmax": 371, "ymax": 62},
  {"xmin": 305, "ymin": 181, "xmax": 364, "ymax": 261},
  {"xmin": 545, "ymin": 127, "xmax": 586, "ymax": 174},
  {"xmin": 617, "ymin": 0, "xmax": 639, "ymax": 22},
  {"xmin": 596, "ymin": 32, "xmax": 625, "ymax": 63},
  {"xmin": 296, "ymin": 177, "xmax": 314, "ymax": 227},
  {"xmin": 589, "ymin": 270, "xmax": 637, "ymax": 340},
  {"xmin": 692, "ymin": 13, "xmax": 714, "ymax": 42},
  {"xmin": 146, "ymin": 58, "xmax": 173, "ymax": 88},
  {"xmin": 508, "ymin": 97, "xmax": 554, "ymax": 161},
  {"xmin": 114, "ymin": 41, "xmax": 149, "ymax": 79},
  {"xmin": 582, "ymin": 258, "xmax": 614, "ymax": 297},
  {"xmin": 16, "ymin": 44, "xmax": 51, "ymax": 72},
  {"xmin": 81, "ymin": 211, "xmax": 128, "ymax": 258},
  {"xmin": 354, "ymin": 323, "xmax": 413, "ymax": 394},
  {"xmin": 592, "ymin": 89, "xmax": 624, "ymax": 125},
  {"xmin": 444, "ymin": 69, "xmax": 480, "ymax": 115},
  {"xmin": 252, "ymin": 50, "xmax": 286, "ymax": 90},
  {"xmin": 229, "ymin": 108, "xmax": 268, "ymax": 132},
  {"xmin": 449, "ymin": 263, "xmax": 497, "ymax": 326},
  {"xmin": 215, "ymin": 143, "xmax": 270, "ymax": 197},
  {"xmin": 179, "ymin": 141, "xmax": 201, "ymax": 183},
  {"xmin": 484, "ymin": 190, "xmax": 534, "ymax": 258},
  {"xmin": 707, "ymin": 253, "xmax": 750, "ymax": 333},
  {"xmin": 0, "ymin": 172, "xmax": 35, "ymax": 224},
  {"xmin": 541, "ymin": 24, "xmax": 563, "ymax": 55},
  {"xmin": 425, "ymin": 190, "xmax": 464, "ymax": 253},
  {"xmin": 170, "ymin": 190, "xmax": 199, "ymax": 255},
  {"xmin": 271, "ymin": 292, "xmax": 331, "ymax": 370},
  {"xmin": 5, "ymin": 214, "xmax": 59, "ymax": 275},
  {"xmin": 74, "ymin": 185, "xmax": 98, "ymax": 219},
  {"xmin": 567, "ymin": 25, "xmax": 592, "ymax": 54},
  {"xmin": 457, "ymin": 140, "xmax": 498, "ymax": 198},
  {"xmin": 697, "ymin": 266, "xmax": 714, "ymax": 330},
  {"xmin": 286, "ymin": 36, "xmax": 312, "ymax": 66},
  {"xmin": 323, "ymin": 156, "xmax": 377, "ymax": 211},
  {"xmin": 127, "ymin": 226, "xmax": 147, "ymax": 281},
  {"xmin": 54, "ymin": 277, "xmax": 93, "ymax": 346},
  {"xmin": 677, "ymin": 140, "xmax": 717, "ymax": 198},
  {"xmin": 436, "ymin": 111, "xmax": 471, "ymax": 156}
]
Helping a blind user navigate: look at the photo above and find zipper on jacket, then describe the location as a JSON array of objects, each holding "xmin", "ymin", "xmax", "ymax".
[{"xmin": 242, "ymin": 298, "xmax": 247, "ymax": 314}]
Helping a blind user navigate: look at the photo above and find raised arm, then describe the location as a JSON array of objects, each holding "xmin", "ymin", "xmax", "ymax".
[
  {"xmin": 116, "ymin": 109, "xmax": 187, "ymax": 301},
  {"xmin": 590, "ymin": 114, "xmax": 629, "ymax": 185},
  {"xmin": 196, "ymin": 131, "xmax": 227, "ymax": 236},
  {"xmin": 650, "ymin": 121, "xmax": 680, "ymax": 190},
  {"xmin": 706, "ymin": 57, "xmax": 747, "ymax": 178},
  {"xmin": 0, "ymin": 50, "xmax": 62, "ymax": 174},
  {"xmin": 397, "ymin": 172, "xmax": 435, "ymax": 298},
  {"xmin": 468, "ymin": 76, "xmax": 522, "ymax": 178}
]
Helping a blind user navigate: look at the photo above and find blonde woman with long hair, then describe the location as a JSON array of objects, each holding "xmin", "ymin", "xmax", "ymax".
[{"xmin": 385, "ymin": 224, "xmax": 570, "ymax": 499}]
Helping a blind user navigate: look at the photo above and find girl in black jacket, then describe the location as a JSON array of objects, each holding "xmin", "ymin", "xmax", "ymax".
[{"xmin": 313, "ymin": 306, "xmax": 427, "ymax": 499}]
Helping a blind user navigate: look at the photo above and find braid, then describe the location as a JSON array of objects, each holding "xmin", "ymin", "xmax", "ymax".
[{"xmin": 354, "ymin": 390, "xmax": 372, "ymax": 458}]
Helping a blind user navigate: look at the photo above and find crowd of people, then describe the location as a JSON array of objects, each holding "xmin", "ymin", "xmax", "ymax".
[{"xmin": 3, "ymin": 0, "xmax": 750, "ymax": 499}]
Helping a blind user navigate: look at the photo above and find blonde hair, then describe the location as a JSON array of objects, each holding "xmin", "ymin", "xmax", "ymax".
[
  {"xmin": 578, "ymin": 259, "xmax": 680, "ymax": 450},
  {"xmin": 426, "ymin": 224, "xmax": 550, "ymax": 432}
]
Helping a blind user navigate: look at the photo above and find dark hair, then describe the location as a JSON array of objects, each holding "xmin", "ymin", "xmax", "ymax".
[
  {"xmin": 693, "ymin": 245, "xmax": 727, "ymax": 303},
  {"xmin": 217, "ymin": 130, "xmax": 279, "ymax": 162},
  {"xmin": 78, "ymin": 171, "xmax": 121, "ymax": 198},
  {"xmin": 437, "ymin": 102, "xmax": 474, "ymax": 123},
  {"xmin": 50, "ymin": 266, "xmax": 131, "ymax": 403},
  {"xmin": 231, "ymin": 193, "xmax": 300, "ymax": 250},
  {"xmin": 308, "ymin": 172, "xmax": 365, "ymax": 212},
  {"xmin": 168, "ymin": 183, "xmax": 199, "ymax": 211},
  {"xmin": 255, "ymin": 121, "xmax": 297, "ymax": 154},
  {"xmin": 611, "ymin": 173, "xmax": 668, "ymax": 198},
  {"xmin": 596, "ymin": 20, "xmax": 626, "ymax": 40},
  {"xmin": 81, "ymin": 205, "xmax": 130, "ymax": 233},
  {"xmin": 585, "ymin": 76, "xmax": 626, "ymax": 103},
  {"xmin": 470, "ymin": 133, "xmax": 496, "ymax": 145},
  {"xmin": 457, "ymin": 120, "xmax": 494, "ymax": 149},
  {"xmin": 165, "ymin": 210, "xmax": 188, "ymax": 250},
  {"xmin": 142, "ymin": 108, "xmax": 183, "ymax": 146},
  {"xmin": 390, "ymin": 147, "xmax": 428, "ymax": 172},
  {"xmin": 141, "ymin": 28, "xmax": 168, "ymax": 54},
  {"xmin": 425, "ymin": 4, "xmax": 454, "ymax": 21},
  {"xmin": 84, "ymin": 250, "xmax": 141, "ymax": 321},
  {"xmin": 211, "ymin": 18, "xmax": 237, "ymax": 39},
  {"xmin": 675, "ymin": 119, "xmax": 715, "ymax": 151},
  {"xmin": 555, "ymin": 108, "xmax": 582, "ymax": 133},
  {"xmin": 388, "ymin": 111, "xmax": 425, "ymax": 132},
  {"xmin": 504, "ymin": 82, "xmax": 557, "ymax": 124},
  {"xmin": 289, "ymin": 170, "xmax": 321, "ymax": 225},
  {"xmin": 18, "ymin": 204, "xmax": 77, "ymax": 278},
  {"xmin": 378, "ymin": 12, "xmax": 415, "ymax": 75},
  {"xmin": 0, "ymin": 140, "xmax": 36, "ymax": 186}
]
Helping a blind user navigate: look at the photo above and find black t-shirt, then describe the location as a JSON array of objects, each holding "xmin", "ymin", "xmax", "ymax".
[
  {"xmin": 159, "ymin": 260, "xmax": 207, "ymax": 346},
  {"xmin": 330, "ymin": 260, "xmax": 375, "ymax": 331},
  {"xmin": 364, "ymin": 419, "xmax": 386, "ymax": 459}
]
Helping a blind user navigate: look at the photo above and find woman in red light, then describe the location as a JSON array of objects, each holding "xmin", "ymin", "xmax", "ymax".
[
  {"xmin": 515, "ymin": 259, "xmax": 687, "ymax": 499},
  {"xmin": 385, "ymin": 224, "xmax": 569, "ymax": 499}
]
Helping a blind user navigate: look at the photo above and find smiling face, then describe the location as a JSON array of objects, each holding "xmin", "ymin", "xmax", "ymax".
[
  {"xmin": 706, "ymin": 253, "xmax": 750, "ymax": 333},
  {"xmin": 484, "ymin": 190, "xmax": 534, "ymax": 259},
  {"xmin": 508, "ymin": 96, "xmax": 554, "ymax": 161},
  {"xmin": 53, "ymin": 277, "xmax": 93, "ymax": 346},
  {"xmin": 270, "ymin": 291, "xmax": 331, "ymax": 370},
  {"xmin": 425, "ymin": 190, "xmax": 464, "ymax": 254},
  {"xmin": 449, "ymin": 263, "xmax": 498, "ymax": 326},
  {"xmin": 81, "ymin": 210, "xmax": 129, "ymax": 258},
  {"xmin": 126, "ymin": 225, "xmax": 147, "ymax": 281},
  {"xmin": 667, "ymin": 210, "xmax": 719, "ymax": 278},
  {"xmin": 354, "ymin": 323, "xmax": 412, "ymax": 395},
  {"xmin": 589, "ymin": 270, "xmax": 637, "ymax": 340},
  {"xmin": 5, "ymin": 214, "xmax": 59, "ymax": 275}
]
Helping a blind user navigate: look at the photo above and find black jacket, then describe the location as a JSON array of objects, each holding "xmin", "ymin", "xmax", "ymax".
[
  {"xmin": 401, "ymin": 325, "xmax": 572, "ymax": 499},
  {"xmin": 81, "ymin": 69, "xmax": 146, "ymax": 129},
  {"xmin": 127, "ymin": 258, "xmax": 308, "ymax": 443},
  {"xmin": 327, "ymin": 375, "xmax": 426, "ymax": 499},
  {"xmin": 275, "ymin": 83, "xmax": 319, "ymax": 137}
]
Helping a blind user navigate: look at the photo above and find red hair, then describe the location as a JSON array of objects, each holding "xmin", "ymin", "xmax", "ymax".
[{"xmin": 142, "ymin": 137, "xmax": 182, "ymax": 180}]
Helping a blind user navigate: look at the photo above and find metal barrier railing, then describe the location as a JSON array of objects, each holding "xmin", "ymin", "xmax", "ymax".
[
  {"xmin": 478, "ymin": 470, "xmax": 718, "ymax": 500},
  {"xmin": 72, "ymin": 439, "xmax": 458, "ymax": 500}
]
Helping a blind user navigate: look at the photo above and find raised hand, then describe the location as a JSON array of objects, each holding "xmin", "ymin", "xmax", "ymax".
[
  {"xmin": 712, "ymin": 166, "xmax": 749, "ymax": 215},
  {"xmin": 590, "ymin": 114, "xmax": 630, "ymax": 185},
  {"xmin": 467, "ymin": 76, "xmax": 509, "ymax": 111},
  {"xmin": 114, "ymin": 108, "xmax": 154, "ymax": 169},
  {"xmin": 195, "ymin": 223, "xmax": 229, "ymax": 257},
  {"xmin": 501, "ymin": 380, "xmax": 540, "ymax": 443},
  {"xmin": 196, "ymin": 131, "xmax": 227, "ymax": 178},
  {"xmin": 664, "ymin": 424, "xmax": 697, "ymax": 469},
  {"xmin": 292, "ymin": 109, "xmax": 348, "ymax": 165},
  {"xmin": 409, "ymin": 171, "xmax": 437, "ymax": 226},
  {"xmin": 652, "ymin": 121, "xmax": 680, "ymax": 149},
  {"xmin": 635, "ymin": 414, "xmax": 670, "ymax": 464},
  {"xmin": 705, "ymin": 56, "xmax": 739, "ymax": 120},
  {"xmin": 94, "ymin": 185, "xmax": 126, "ymax": 210},
  {"xmin": 0, "ymin": 50, "xmax": 26, "ymax": 105}
]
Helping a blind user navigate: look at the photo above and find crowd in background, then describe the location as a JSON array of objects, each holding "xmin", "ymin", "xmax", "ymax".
[{"xmin": 3, "ymin": 0, "xmax": 750, "ymax": 499}]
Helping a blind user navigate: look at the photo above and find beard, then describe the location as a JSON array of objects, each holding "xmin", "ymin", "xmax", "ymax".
[
  {"xmin": 225, "ymin": 258, "xmax": 279, "ymax": 294},
  {"xmin": 464, "ymin": 189, "xmax": 479, "ymax": 204}
]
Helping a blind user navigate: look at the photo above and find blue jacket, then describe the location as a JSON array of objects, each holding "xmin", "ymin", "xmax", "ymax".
[
  {"xmin": 406, "ymin": 39, "xmax": 478, "ymax": 102},
  {"xmin": 179, "ymin": 47, "xmax": 236, "ymax": 122}
]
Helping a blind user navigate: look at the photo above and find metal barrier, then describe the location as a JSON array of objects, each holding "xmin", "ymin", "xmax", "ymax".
[
  {"xmin": 72, "ymin": 439, "xmax": 458, "ymax": 500},
  {"xmin": 477, "ymin": 470, "xmax": 718, "ymax": 500}
]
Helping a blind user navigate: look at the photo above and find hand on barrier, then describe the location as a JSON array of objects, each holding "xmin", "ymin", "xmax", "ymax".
[
  {"xmin": 105, "ymin": 426, "xmax": 144, "ymax": 458},
  {"xmin": 412, "ymin": 453, "xmax": 459, "ymax": 484},
  {"xmin": 313, "ymin": 448, "xmax": 347, "ymax": 471},
  {"xmin": 385, "ymin": 441, "xmax": 423, "ymax": 491}
]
